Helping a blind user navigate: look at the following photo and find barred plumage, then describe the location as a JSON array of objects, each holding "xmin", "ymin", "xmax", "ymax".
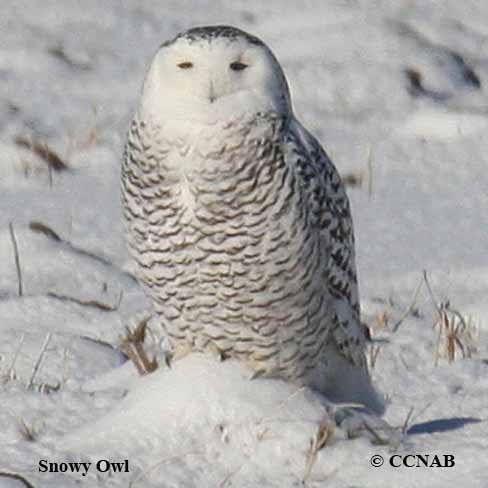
[{"xmin": 122, "ymin": 25, "xmax": 382, "ymax": 411}]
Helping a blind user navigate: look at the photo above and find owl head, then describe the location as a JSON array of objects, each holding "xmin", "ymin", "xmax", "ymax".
[{"xmin": 140, "ymin": 26, "xmax": 292, "ymax": 124}]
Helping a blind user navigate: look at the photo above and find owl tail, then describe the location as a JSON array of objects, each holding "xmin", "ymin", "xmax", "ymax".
[{"xmin": 311, "ymin": 344, "xmax": 386, "ymax": 415}]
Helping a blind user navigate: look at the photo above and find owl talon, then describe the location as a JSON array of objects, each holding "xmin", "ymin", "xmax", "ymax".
[
  {"xmin": 206, "ymin": 342, "xmax": 224, "ymax": 362},
  {"xmin": 247, "ymin": 358, "xmax": 278, "ymax": 380},
  {"xmin": 161, "ymin": 350, "xmax": 173, "ymax": 369},
  {"xmin": 168, "ymin": 343, "xmax": 193, "ymax": 365},
  {"xmin": 249, "ymin": 369, "xmax": 266, "ymax": 380}
]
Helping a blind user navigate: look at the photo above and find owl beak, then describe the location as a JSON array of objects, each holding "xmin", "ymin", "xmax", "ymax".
[{"xmin": 208, "ymin": 80, "xmax": 217, "ymax": 104}]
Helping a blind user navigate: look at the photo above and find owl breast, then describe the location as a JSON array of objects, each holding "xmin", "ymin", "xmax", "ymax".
[{"xmin": 122, "ymin": 113, "xmax": 332, "ymax": 380}]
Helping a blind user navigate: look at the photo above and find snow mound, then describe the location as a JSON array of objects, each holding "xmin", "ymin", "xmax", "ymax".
[
  {"xmin": 60, "ymin": 355, "xmax": 351, "ymax": 485},
  {"xmin": 61, "ymin": 354, "xmax": 330, "ymax": 451}
]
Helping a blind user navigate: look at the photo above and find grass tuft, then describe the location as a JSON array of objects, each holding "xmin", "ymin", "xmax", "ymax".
[
  {"xmin": 303, "ymin": 419, "xmax": 335, "ymax": 482},
  {"xmin": 120, "ymin": 316, "xmax": 158, "ymax": 375},
  {"xmin": 424, "ymin": 271, "xmax": 479, "ymax": 365}
]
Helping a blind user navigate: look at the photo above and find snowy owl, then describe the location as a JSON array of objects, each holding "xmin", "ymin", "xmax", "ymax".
[{"xmin": 122, "ymin": 26, "xmax": 382, "ymax": 412}]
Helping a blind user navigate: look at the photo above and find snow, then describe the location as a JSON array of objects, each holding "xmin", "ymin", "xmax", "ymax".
[
  {"xmin": 1, "ymin": 1, "xmax": 487, "ymax": 487},
  {"xmin": 61, "ymin": 357, "xmax": 334, "ymax": 483}
]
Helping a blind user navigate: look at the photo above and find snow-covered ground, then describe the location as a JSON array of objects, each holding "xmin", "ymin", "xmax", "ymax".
[{"xmin": 1, "ymin": 1, "xmax": 487, "ymax": 487}]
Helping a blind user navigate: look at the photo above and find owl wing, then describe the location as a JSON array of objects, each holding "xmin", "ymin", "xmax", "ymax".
[{"xmin": 285, "ymin": 118, "xmax": 367, "ymax": 367}]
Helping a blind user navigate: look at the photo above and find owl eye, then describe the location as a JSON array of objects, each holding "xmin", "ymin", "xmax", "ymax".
[
  {"xmin": 229, "ymin": 61, "xmax": 248, "ymax": 71},
  {"xmin": 177, "ymin": 61, "xmax": 193, "ymax": 69}
]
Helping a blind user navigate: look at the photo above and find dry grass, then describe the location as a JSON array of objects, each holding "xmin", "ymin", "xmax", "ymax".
[
  {"xmin": 1, "ymin": 333, "xmax": 25, "ymax": 384},
  {"xmin": 360, "ymin": 420, "xmax": 393, "ymax": 446},
  {"xmin": 375, "ymin": 310, "xmax": 390, "ymax": 330},
  {"xmin": 28, "ymin": 221, "xmax": 62, "ymax": 241},
  {"xmin": 17, "ymin": 417, "xmax": 43, "ymax": 442},
  {"xmin": 341, "ymin": 171, "xmax": 363, "ymax": 188},
  {"xmin": 0, "ymin": 471, "xmax": 36, "ymax": 488},
  {"xmin": 400, "ymin": 406, "xmax": 416, "ymax": 435},
  {"xmin": 120, "ymin": 316, "xmax": 158, "ymax": 376},
  {"xmin": 367, "ymin": 344, "xmax": 382, "ymax": 370},
  {"xmin": 342, "ymin": 145, "xmax": 374, "ymax": 196},
  {"xmin": 368, "ymin": 274, "xmax": 424, "ymax": 338},
  {"xmin": 48, "ymin": 44, "xmax": 92, "ymax": 71},
  {"xmin": 369, "ymin": 271, "xmax": 481, "ymax": 366},
  {"xmin": 433, "ymin": 306, "xmax": 479, "ymax": 365},
  {"xmin": 47, "ymin": 290, "xmax": 120, "ymax": 312},
  {"xmin": 424, "ymin": 271, "xmax": 479, "ymax": 365},
  {"xmin": 14, "ymin": 135, "xmax": 69, "ymax": 172},
  {"xmin": 372, "ymin": 271, "xmax": 481, "ymax": 365},
  {"xmin": 8, "ymin": 222, "xmax": 23, "ymax": 297},
  {"xmin": 219, "ymin": 464, "xmax": 244, "ymax": 488},
  {"xmin": 1, "ymin": 332, "xmax": 59, "ymax": 393},
  {"xmin": 28, "ymin": 219, "xmax": 138, "ymax": 285},
  {"xmin": 303, "ymin": 419, "xmax": 335, "ymax": 482},
  {"xmin": 26, "ymin": 333, "xmax": 52, "ymax": 390},
  {"xmin": 340, "ymin": 146, "xmax": 374, "ymax": 197},
  {"xmin": 14, "ymin": 108, "xmax": 100, "ymax": 186},
  {"xmin": 391, "ymin": 275, "xmax": 424, "ymax": 332}
]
